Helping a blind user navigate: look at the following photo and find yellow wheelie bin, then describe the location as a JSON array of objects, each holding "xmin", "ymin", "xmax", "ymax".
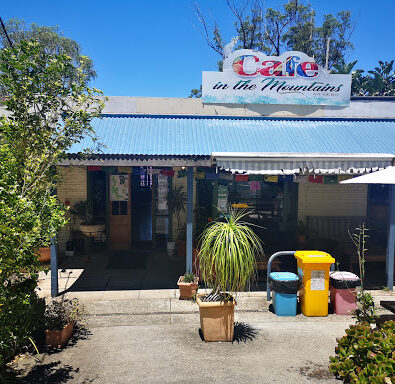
[{"xmin": 294, "ymin": 251, "xmax": 335, "ymax": 317}]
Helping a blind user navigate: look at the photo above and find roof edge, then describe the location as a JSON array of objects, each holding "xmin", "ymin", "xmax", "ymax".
[{"xmin": 99, "ymin": 113, "xmax": 395, "ymax": 123}]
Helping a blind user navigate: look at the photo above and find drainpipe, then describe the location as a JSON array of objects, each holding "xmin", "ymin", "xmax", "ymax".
[
  {"xmin": 50, "ymin": 237, "xmax": 58, "ymax": 297},
  {"xmin": 186, "ymin": 167, "xmax": 194, "ymax": 273}
]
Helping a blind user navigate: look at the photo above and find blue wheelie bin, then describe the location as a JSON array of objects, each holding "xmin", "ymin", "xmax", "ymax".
[{"xmin": 269, "ymin": 272, "xmax": 300, "ymax": 316}]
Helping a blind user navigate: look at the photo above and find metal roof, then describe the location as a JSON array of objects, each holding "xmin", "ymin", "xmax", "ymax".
[{"xmin": 69, "ymin": 115, "xmax": 395, "ymax": 156}]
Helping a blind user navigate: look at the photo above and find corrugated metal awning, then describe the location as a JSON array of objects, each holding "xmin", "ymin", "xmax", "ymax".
[
  {"xmin": 213, "ymin": 152, "xmax": 395, "ymax": 175},
  {"xmin": 62, "ymin": 115, "xmax": 395, "ymax": 170}
]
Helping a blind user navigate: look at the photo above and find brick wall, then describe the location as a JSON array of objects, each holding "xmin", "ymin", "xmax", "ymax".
[
  {"xmin": 56, "ymin": 166, "xmax": 87, "ymax": 251},
  {"xmin": 297, "ymin": 183, "xmax": 368, "ymax": 222}
]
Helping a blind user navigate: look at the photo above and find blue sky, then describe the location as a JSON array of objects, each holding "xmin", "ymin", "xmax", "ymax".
[{"xmin": 1, "ymin": 0, "xmax": 394, "ymax": 97}]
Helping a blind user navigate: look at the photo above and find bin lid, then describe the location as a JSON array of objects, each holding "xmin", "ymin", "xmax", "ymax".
[
  {"xmin": 269, "ymin": 272, "xmax": 299, "ymax": 281},
  {"xmin": 330, "ymin": 271, "xmax": 359, "ymax": 281},
  {"xmin": 294, "ymin": 250, "xmax": 335, "ymax": 264}
]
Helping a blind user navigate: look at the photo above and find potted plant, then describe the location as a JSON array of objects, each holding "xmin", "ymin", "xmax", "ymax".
[
  {"xmin": 44, "ymin": 298, "xmax": 88, "ymax": 348},
  {"xmin": 197, "ymin": 209, "xmax": 264, "ymax": 342},
  {"xmin": 177, "ymin": 272, "xmax": 199, "ymax": 299},
  {"xmin": 38, "ymin": 246, "xmax": 51, "ymax": 263},
  {"xmin": 294, "ymin": 219, "xmax": 309, "ymax": 245},
  {"xmin": 70, "ymin": 201, "xmax": 105, "ymax": 239},
  {"xmin": 166, "ymin": 185, "xmax": 186, "ymax": 257}
]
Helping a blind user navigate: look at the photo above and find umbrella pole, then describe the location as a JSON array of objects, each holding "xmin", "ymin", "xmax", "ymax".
[{"xmin": 386, "ymin": 185, "xmax": 395, "ymax": 290}]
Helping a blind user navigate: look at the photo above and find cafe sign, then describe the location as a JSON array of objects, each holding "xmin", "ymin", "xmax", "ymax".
[{"xmin": 202, "ymin": 50, "xmax": 351, "ymax": 106}]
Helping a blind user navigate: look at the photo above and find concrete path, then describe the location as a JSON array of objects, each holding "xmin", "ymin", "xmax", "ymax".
[{"xmin": 14, "ymin": 288, "xmax": 395, "ymax": 384}]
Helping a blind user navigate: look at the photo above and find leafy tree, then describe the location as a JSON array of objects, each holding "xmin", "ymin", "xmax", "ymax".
[
  {"xmin": 0, "ymin": 40, "xmax": 104, "ymax": 367},
  {"xmin": 189, "ymin": 85, "xmax": 202, "ymax": 98},
  {"xmin": 312, "ymin": 11, "xmax": 354, "ymax": 69},
  {"xmin": 333, "ymin": 60, "xmax": 395, "ymax": 96},
  {"xmin": 0, "ymin": 18, "xmax": 96, "ymax": 94},
  {"xmin": 191, "ymin": 0, "xmax": 354, "ymax": 96},
  {"xmin": 364, "ymin": 60, "xmax": 395, "ymax": 96}
]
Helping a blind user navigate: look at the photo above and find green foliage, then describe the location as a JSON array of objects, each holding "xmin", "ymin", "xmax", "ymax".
[
  {"xmin": 329, "ymin": 321, "xmax": 395, "ymax": 383},
  {"xmin": 183, "ymin": 272, "xmax": 196, "ymax": 284},
  {"xmin": 167, "ymin": 185, "xmax": 187, "ymax": 237},
  {"xmin": 44, "ymin": 298, "xmax": 88, "ymax": 331},
  {"xmin": 0, "ymin": 18, "xmax": 96, "ymax": 85},
  {"xmin": 69, "ymin": 201, "xmax": 100, "ymax": 225},
  {"xmin": 348, "ymin": 224, "xmax": 378, "ymax": 325},
  {"xmin": 354, "ymin": 291, "xmax": 378, "ymax": 325},
  {"xmin": 0, "ymin": 278, "xmax": 45, "ymax": 368},
  {"xmin": 348, "ymin": 224, "xmax": 369, "ymax": 289},
  {"xmin": 191, "ymin": 0, "xmax": 355, "ymax": 95},
  {"xmin": 0, "ymin": 40, "xmax": 104, "ymax": 280},
  {"xmin": 198, "ymin": 209, "xmax": 263, "ymax": 297},
  {"xmin": 189, "ymin": 85, "xmax": 202, "ymax": 98},
  {"xmin": 195, "ymin": 1, "xmax": 353, "ymax": 67},
  {"xmin": 0, "ymin": 39, "xmax": 104, "ymax": 368}
]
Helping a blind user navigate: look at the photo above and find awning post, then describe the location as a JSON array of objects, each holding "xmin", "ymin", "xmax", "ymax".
[
  {"xmin": 50, "ymin": 237, "xmax": 58, "ymax": 297},
  {"xmin": 186, "ymin": 167, "xmax": 193, "ymax": 273},
  {"xmin": 386, "ymin": 185, "xmax": 395, "ymax": 290}
]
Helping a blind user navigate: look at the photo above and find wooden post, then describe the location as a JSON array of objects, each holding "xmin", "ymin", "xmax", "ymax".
[
  {"xmin": 50, "ymin": 237, "xmax": 58, "ymax": 297},
  {"xmin": 186, "ymin": 167, "xmax": 193, "ymax": 273},
  {"xmin": 386, "ymin": 185, "xmax": 395, "ymax": 290}
]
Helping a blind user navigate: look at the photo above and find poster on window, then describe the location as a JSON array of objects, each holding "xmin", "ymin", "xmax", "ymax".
[
  {"xmin": 157, "ymin": 174, "xmax": 168, "ymax": 211},
  {"xmin": 218, "ymin": 185, "xmax": 228, "ymax": 212},
  {"xmin": 110, "ymin": 175, "xmax": 129, "ymax": 201}
]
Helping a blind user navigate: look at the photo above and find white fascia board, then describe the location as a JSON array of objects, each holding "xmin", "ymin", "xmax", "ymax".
[{"xmin": 212, "ymin": 152, "xmax": 395, "ymax": 162}]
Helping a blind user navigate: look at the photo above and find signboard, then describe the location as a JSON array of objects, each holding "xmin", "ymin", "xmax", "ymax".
[{"xmin": 202, "ymin": 50, "xmax": 351, "ymax": 106}]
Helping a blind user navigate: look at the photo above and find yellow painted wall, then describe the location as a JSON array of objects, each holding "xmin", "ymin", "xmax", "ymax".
[
  {"xmin": 297, "ymin": 182, "xmax": 368, "ymax": 222},
  {"xmin": 56, "ymin": 166, "xmax": 87, "ymax": 251}
]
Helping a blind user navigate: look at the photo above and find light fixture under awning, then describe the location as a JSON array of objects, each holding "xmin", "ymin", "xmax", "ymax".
[{"xmin": 212, "ymin": 152, "xmax": 395, "ymax": 175}]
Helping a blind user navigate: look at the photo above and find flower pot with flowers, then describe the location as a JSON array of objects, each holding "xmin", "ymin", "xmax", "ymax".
[
  {"xmin": 44, "ymin": 298, "xmax": 88, "ymax": 348},
  {"xmin": 197, "ymin": 209, "xmax": 264, "ymax": 342}
]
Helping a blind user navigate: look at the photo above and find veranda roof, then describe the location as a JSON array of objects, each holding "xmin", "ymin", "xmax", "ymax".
[{"xmin": 63, "ymin": 115, "xmax": 395, "ymax": 172}]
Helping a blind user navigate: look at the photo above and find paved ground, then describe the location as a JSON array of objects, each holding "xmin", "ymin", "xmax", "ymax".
[
  {"xmin": 12, "ymin": 289, "xmax": 395, "ymax": 384},
  {"xmin": 29, "ymin": 249, "xmax": 394, "ymax": 383}
]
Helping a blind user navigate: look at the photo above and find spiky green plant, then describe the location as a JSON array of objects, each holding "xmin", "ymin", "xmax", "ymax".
[{"xmin": 198, "ymin": 209, "xmax": 264, "ymax": 301}]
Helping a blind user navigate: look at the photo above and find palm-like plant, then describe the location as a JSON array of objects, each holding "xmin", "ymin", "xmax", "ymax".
[{"xmin": 198, "ymin": 209, "xmax": 264, "ymax": 301}]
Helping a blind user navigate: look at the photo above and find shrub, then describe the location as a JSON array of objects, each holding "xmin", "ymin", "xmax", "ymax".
[
  {"xmin": 0, "ymin": 278, "xmax": 45, "ymax": 368},
  {"xmin": 329, "ymin": 321, "xmax": 395, "ymax": 383},
  {"xmin": 44, "ymin": 298, "xmax": 88, "ymax": 331},
  {"xmin": 182, "ymin": 272, "xmax": 196, "ymax": 284}
]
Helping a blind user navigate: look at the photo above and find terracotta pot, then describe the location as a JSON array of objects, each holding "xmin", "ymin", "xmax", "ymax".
[
  {"xmin": 45, "ymin": 321, "xmax": 74, "ymax": 348},
  {"xmin": 177, "ymin": 276, "xmax": 199, "ymax": 299},
  {"xmin": 38, "ymin": 247, "xmax": 51, "ymax": 263},
  {"xmin": 296, "ymin": 234, "xmax": 307, "ymax": 245},
  {"xmin": 196, "ymin": 294, "xmax": 236, "ymax": 342},
  {"xmin": 79, "ymin": 223, "xmax": 105, "ymax": 239}
]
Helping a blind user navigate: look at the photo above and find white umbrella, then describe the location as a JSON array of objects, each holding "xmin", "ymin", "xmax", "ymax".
[
  {"xmin": 340, "ymin": 166, "xmax": 395, "ymax": 184},
  {"xmin": 340, "ymin": 166, "xmax": 395, "ymax": 290}
]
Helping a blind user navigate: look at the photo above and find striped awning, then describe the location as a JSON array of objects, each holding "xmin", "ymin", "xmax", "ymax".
[{"xmin": 213, "ymin": 153, "xmax": 395, "ymax": 175}]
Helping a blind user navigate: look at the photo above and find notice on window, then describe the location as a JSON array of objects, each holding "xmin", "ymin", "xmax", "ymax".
[
  {"xmin": 110, "ymin": 175, "xmax": 129, "ymax": 201},
  {"xmin": 218, "ymin": 185, "xmax": 228, "ymax": 212},
  {"xmin": 310, "ymin": 270, "xmax": 325, "ymax": 291}
]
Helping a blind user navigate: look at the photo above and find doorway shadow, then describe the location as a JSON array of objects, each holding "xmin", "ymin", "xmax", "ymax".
[{"xmin": 58, "ymin": 245, "xmax": 185, "ymax": 294}]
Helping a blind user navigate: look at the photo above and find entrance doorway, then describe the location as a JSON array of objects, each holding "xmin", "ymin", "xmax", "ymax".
[
  {"xmin": 109, "ymin": 173, "xmax": 131, "ymax": 250},
  {"xmin": 131, "ymin": 170, "xmax": 152, "ymax": 243}
]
